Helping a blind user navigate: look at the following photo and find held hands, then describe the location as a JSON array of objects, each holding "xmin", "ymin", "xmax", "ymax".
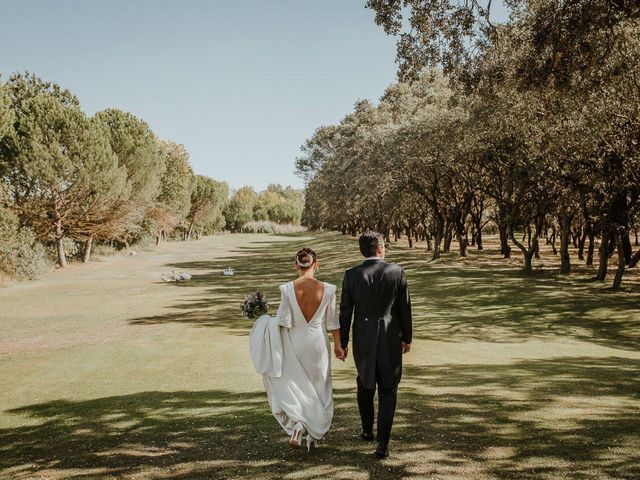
[
  {"xmin": 401, "ymin": 341, "xmax": 411, "ymax": 354},
  {"xmin": 334, "ymin": 345, "xmax": 348, "ymax": 361}
]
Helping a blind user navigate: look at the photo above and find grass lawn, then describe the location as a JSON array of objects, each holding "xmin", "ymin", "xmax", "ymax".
[{"xmin": 1, "ymin": 231, "xmax": 639, "ymax": 479}]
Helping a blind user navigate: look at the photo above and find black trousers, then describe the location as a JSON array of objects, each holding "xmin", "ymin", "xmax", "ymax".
[{"xmin": 356, "ymin": 363, "xmax": 397, "ymax": 445}]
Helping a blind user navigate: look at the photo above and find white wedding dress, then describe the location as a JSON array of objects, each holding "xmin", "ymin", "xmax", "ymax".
[{"xmin": 249, "ymin": 281, "xmax": 340, "ymax": 442}]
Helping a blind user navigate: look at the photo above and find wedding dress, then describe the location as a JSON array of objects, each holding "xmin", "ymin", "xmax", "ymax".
[{"xmin": 249, "ymin": 281, "xmax": 340, "ymax": 444}]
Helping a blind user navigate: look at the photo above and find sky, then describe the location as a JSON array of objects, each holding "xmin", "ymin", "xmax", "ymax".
[{"xmin": 0, "ymin": 0, "xmax": 508, "ymax": 191}]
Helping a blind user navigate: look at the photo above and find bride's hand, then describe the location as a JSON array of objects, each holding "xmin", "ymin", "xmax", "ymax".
[{"xmin": 334, "ymin": 345, "xmax": 346, "ymax": 361}]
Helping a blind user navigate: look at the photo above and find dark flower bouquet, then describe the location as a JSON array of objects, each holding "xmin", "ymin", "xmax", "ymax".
[{"xmin": 241, "ymin": 291, "xmax": 270, "ymax": 320}]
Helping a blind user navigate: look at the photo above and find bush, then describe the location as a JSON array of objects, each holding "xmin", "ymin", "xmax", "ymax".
[
  {"xmin": 241, "ymin": 221, "xmax": 307, "ymax": 234},
  {"xmin": 1, "ymin": 191, "xmax": 51, "ymax": 279},
  {"xmin": 61, "ymin": 237, "xmax": 80, "ymax": 259},
  {"xmin": 133, "ymin": 235, "xmax": 156, "ymax": 252},
  {"xmin": 0, "ymin": 223, "xmax": 51, "ymax": 280},
  {"xmin": 91, "ymin": 243, "xmax": 118, "ymax": 258}
]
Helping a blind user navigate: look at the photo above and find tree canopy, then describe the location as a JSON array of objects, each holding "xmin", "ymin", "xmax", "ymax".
[{"xmin": 298, "ymin": 1, "xmax": 640, "ymax": 288}]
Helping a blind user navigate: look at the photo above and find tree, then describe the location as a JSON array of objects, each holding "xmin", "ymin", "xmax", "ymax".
[
  {"xmin": 297, "ymin": 0, "xmax": 640, "ymax": 288},
  {"xmin": 8, "ymin": 94, "xmax": 127, "ymax": 267},
  {"xmin": 0, "ymin": 82, "xmax": 13, "ymax": 140},
  {"xmin": 147, "ymin": 140, "xmax": 193, "ymax": 244},
  {"xmin": 185, "ymin": 175, "xmax": 228, "ymax": 240},
  {"xmin": 224, "ymin": 186, "xmax": 257, "ymax": 232},
  {"xmin": 365, "ymin": 0, "xmax": 640, "ymax": 84},
  {"xmin": 252, "ymin": 185, "xmax": 304, "ymax": 224},
  {"xmin": 1, "ymin": 73, "xmax": 80, "ymax": 209},
  {"xmin": 93, "ymin": 109, "xmax": 166, "ymax": 245}
]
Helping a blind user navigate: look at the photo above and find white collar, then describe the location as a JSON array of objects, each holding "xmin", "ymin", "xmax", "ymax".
[{"xmin": 365, "ymin": 256, "xmax": 383, "ymax": 261}]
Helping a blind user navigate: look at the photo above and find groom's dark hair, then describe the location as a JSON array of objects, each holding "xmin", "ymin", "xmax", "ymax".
[{"xmin": 359, "ymin": 231, "xmax": 385, "ymax": 257}]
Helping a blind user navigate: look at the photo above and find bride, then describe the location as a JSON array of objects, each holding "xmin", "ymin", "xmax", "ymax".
[{"xmin": 249, "ymin": 247, "xmax": 344, "ymax": 450}]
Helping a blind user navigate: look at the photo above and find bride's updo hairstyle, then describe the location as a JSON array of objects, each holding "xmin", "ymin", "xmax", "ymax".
[{"xmin": 295, "ymin": 247, "xmax": 317, "ymax": 270}]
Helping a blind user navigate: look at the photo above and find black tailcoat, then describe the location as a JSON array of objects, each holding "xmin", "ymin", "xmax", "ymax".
[{"xmin": 339, "ymin": 258, "xmax": 412, "ymax": 389}]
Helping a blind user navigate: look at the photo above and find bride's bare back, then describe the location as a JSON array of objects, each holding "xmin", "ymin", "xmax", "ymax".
[{"xmin": 293, "ymin": 278, "xmax": 325, "ymax": 322}]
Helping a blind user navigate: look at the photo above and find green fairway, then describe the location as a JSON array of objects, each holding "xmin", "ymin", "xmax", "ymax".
[{"xmin": 1, "ymin": 232, "xmax": 639, "ymax": 479}]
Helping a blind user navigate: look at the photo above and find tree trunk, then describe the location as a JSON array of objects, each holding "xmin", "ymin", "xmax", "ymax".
[
  {"xmin": 443, "ymin": 224, "xmax": 452, "ymax": 253},
  {"xmin": 524, "ymin": 250, "xmax": 534, "ymax": 274},
  {"xmin": 622, "ymin": 231, "xmax": 632, "ymax": 265},
  {"xmin": 511, "ymin": 229, "xmax": 535, "ymax": 274},
  {"xmin": 586, "ymin": 230, "xmax": 595, "ymax": 266},
  {"xmin": 571, "ymin": 231, "xmax": 579, "ymax": 248},
  {"xmin": 82, "ymin": 235, "xmax": 93, "ymax": 263},
  {"xmin": 432, "ymin": 219, "xmax": 444, "ymax": 261},
  {"xmin": 510, "ymin": 219, "xmax": 541, "ymax": 274},
  {"xmin": 550, "ymin": 225, "xmax": 557, "ymax": 255},
  {"xmin": 499, "ymin": 223, "xmax": 511, "ymax": 258},
  {"xmin": 476, "ymin": 227, "xmax": 483, "ymax": 250},
  {"xmin": 628, "ymin": 249, "xmax": 640, "ymax": 268},
  {"xmin": 456, "ymin": 232, "xmax": 468, "ymax": 257},
  {"xmin": 187, "ymin": 222, "xmax": 194, "ymax": 241},
  {"xmin": 596, "ymin": 233, "xmax": 609, "ymax": 281},
  {"xmin": 578, "ymin": 226, "xmax": 586, "ymax": 261},
  {"xmin": 55, "ymin": 221, "xmax": 67, "ymax": 268},
  {"xmin": 432, "ymin": 233, "xmax": 441, "ymax": 260},
  {"xmin": 559, "ymin": 210, "xmax": 572, "ymax": 274},
  {"xmin": 612, "ymin": 230, "xmax": 626, "ymax": 289}
]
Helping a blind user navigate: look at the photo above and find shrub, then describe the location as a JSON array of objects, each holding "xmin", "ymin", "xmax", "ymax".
[
  {"xmin": 61, "ymin": 237, "xmax": 80, "ymax": 259},
  {"xmin": 0, "ymin": 215, "xmax": 51, "ymax": 280},
  {"xmin": 91, "ymin": 243, "xmax": 118, "ymax": 258},
  {"xmin": 241, "ymin": 221, "xmax": 307, "ymax": 234}
]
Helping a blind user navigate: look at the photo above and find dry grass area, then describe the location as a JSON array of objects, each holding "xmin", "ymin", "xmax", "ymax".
[{"xmin": 1, "ymin": 232, "xmax": 639, "ymax": 479}]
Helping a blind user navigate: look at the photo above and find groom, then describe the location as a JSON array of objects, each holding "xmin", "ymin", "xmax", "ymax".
[{"xmin": 337, "ymin": 231, "xmax": 412, "ymax": 458}]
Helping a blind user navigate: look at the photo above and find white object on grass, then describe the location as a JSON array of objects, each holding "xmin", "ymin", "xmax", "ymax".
[{"xmin": 172, "ymin": 270, "xmax": 192, "ymax": 282}]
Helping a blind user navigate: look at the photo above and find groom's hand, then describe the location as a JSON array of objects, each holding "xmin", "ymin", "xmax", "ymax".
[{"xmin": 401, "ymin": 342, "xmax": 411, "ymax": 354}]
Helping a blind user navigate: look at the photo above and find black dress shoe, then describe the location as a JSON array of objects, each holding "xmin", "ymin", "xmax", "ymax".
[
  {"xmin": 360, "ymin": 431, "xmax": 375, "ymax": 441},
  {"xmin": 374, "ymin": 442, "xmax": 389, "ymax": 458}
]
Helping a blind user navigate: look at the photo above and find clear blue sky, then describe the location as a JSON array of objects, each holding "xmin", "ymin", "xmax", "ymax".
[{"xmin": 0, "ymin": 0, "xmax": 507, "ymax": 191}]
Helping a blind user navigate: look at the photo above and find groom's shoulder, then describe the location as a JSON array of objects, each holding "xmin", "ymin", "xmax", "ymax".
[
  {"xmin": 344, "ymin": 264, "xmax": 361, "ymax": 275},
  {"xmin": 383, "ymin": 261, "xmax": 405, "ymax": 275}
]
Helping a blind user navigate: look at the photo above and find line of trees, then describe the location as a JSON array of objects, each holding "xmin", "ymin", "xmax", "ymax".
[
  {"xmin": 0, "ymin": 73, "xmax": 303, "ymax": 278},
  {"xmin": 298, "ymin": 1, "xmax": 640, "ymax": 288},
  {"xmin": 224, "ymin": 184, "xmax": 304, "ymax": 233}
]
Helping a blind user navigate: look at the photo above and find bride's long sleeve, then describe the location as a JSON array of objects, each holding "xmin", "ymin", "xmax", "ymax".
[
  {"xmin": 325, "ymin": 289, "xmax": 340, "ymax": 331},
  {"xmin": 276, "ymin": 285, "xmax": 293, "ymax": 328}
]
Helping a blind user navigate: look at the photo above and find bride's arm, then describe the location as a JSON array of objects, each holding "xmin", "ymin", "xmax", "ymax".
[
  {"xmin": 325, "ymin": 289, "xmax": 345, "ymax": 360},
  {"xmin": 330, "ymin": 328, "xmax": 342, "ymax": 347},
  {"xmin": 276, "ymin": 286, "xmax": 293, "ymax": 328}
]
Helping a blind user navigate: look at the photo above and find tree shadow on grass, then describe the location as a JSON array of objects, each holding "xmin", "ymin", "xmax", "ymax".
[
  {"xmin": 1, "ymin": 356, "xmax": 638, "ymax": 479},
  {"xmin": 130, "ymin": 232, "xmax": 640, "ymax": 351}
]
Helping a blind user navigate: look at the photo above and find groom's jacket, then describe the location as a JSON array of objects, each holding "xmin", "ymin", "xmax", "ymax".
[{"xmin": 339, "ymin": 258, "xmax": 412, "ymax": 389}]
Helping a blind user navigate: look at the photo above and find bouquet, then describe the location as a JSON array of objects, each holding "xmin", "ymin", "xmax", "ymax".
[{"xmin": 241, "ymin": 291, "xmax": 270, "ymax": 320}]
